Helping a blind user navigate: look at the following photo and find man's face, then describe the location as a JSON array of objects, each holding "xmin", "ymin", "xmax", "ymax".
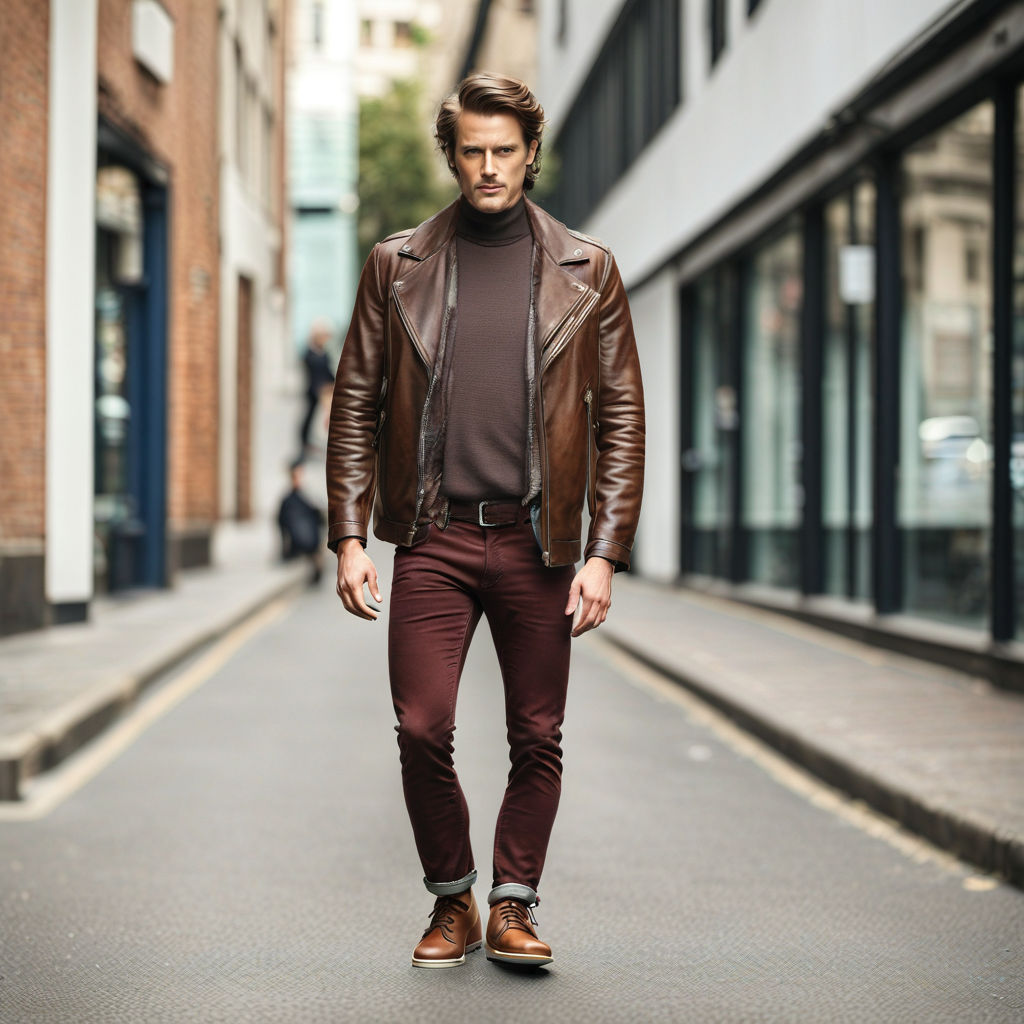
[{"xmin": 451, "ymin": 110, "xmax": 539, "ymax": 214}]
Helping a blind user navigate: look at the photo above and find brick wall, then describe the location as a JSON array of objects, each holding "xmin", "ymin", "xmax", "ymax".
[
  {"xmin": 97, "ymin": 0, "xmax": 221, "ymax": 536},
  {"xmin": 0, "ymin": 0, "xmax": 49, "ymax": 633},
  {"xmin": 0, "ymin": 0, "xmax": 49, "ymax": 546}
]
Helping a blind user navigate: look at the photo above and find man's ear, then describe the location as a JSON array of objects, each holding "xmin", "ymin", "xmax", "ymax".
[{"xmin": 527, "ymin": 138, "xmax": 539, "ymax": 165}]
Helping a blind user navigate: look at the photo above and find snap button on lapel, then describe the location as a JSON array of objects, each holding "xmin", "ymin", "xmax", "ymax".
[
  {"xmin": 573, "ymin": 248, "xmax": 583, "ymax": 257},
  {"xmin": 401, "ymin": 243, "xmax": 412, "ymax": 251},
  {"xmin": 395, "ymin": 280, "xmax": 403, "ymax": 288}
]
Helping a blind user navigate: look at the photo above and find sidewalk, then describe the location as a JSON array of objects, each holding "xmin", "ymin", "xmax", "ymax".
[
  {"xmin": 0, "ymin": 521, "xmax": 307, "ymax": 800},
  {"xmin": 603, "ymin": 576, "xmax": 1024, "ymax": 888}
]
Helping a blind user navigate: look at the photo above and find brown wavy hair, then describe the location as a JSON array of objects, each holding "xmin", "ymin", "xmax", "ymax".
[{"xmin": 435, "ymin": 72, "xmax": 546, "ymax": 191}]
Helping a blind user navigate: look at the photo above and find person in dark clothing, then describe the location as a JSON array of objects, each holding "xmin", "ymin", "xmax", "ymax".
[
  {"xmin": 299, "ymin": 319, "xmax": 336, "ymax": 452},
  {"xmin": 278, "ymin": 459, "xmax": 325, "ymax": 584}
]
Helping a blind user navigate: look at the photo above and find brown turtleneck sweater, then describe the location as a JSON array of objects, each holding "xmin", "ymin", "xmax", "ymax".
[{"xmin": 441, "ymin": 197, "xmax": 533, "ymax": 503}]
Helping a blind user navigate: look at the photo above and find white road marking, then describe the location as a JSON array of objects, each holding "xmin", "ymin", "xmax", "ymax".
[
  {"xmin": 0, "ymin": 599, "xmax": 290, "ymax": 822},
  {"xmin": 591, "ymin": 634, "xmax": 987, "ymax": 882}
]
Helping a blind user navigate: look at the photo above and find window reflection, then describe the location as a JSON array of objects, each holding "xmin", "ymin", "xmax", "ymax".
[
  {"xmin": 743, "ymin": 225, "xmax": 803, "ymax": 588},
  {"xmin": 823, "ymin": 183, "xmax": 874, "ymax": 601},
  {"xmin": 900, "ymin": 102, "xmax": 993, "ymax": 627},
  {"xmin": 691, "ymin": 272, "xmax": 736, "ymax": 577}
]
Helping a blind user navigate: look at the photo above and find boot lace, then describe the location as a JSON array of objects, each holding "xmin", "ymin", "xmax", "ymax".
[
  {"xmin": 496, "ymin": 898, "xmax": 538, "ymax": 934},
  {"xmin": 422, "ymin": 893, "xmax": 470, "ymax": 941}
]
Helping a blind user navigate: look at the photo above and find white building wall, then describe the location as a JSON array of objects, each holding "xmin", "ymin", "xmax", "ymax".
[
  {"xmin": 538, "ymin": 0, "xmax": 630, "ymax": 129},
  {"xmin": 218, "ymin": 0, "xmax": 287, "ymax": 519},
  {"xmin": 542, "ymin": 0, "xmax": 957, "ymax": 288},
  {"xmin": 626, "ymin": 268, "xmax": 679, "ymax": 581},
  {"xmin": 46, "ymin": 0, "xmax": 98, "ymax": 606}
]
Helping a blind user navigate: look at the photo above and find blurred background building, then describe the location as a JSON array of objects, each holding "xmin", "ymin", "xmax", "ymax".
[
  {"xmin": 288, "ymin": 0, "xmax": 359, "ymax": 361},
  {"xmin": 4, "ymin": 0, "xmax": 1021, "ymax": 686},
  {"xmin": 539, "ymin": 0, "xmax": 1024, "ymax": 680},
  {"xmin": 0, "ymin": 0, "xmax": 287, "ymax": 635},
  {"xmin": 218, "ymin": 0, "xmax": 289, "ymax": 526}
]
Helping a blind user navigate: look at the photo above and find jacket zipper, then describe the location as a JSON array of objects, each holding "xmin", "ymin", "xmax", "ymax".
[
  {"xmin": 411, "ymin": 250, "xmax": 457, "ymax": 534},
  {"xmin": 584, "ymin": 384, "xmax": 596, "ymax": 516}
]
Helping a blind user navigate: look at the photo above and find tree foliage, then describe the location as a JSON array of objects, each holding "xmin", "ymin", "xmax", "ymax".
[{"xmin": 357, "ymin": 80, "xmax": 455, "ymax": 264}]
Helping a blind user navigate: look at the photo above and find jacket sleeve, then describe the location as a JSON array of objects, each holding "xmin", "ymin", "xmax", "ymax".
[
  {"xmin": 585, "ymin": 253, "xmax": 645, "ymax": 570},
  {"xmin": 326, "ymin": 245, "xmax": 387, "ymax": 552}
]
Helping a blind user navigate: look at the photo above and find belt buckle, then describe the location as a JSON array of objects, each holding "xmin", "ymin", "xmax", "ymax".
[{"xmin": 478, "ymin": 500, "xmax": 497, "ymax": 527}]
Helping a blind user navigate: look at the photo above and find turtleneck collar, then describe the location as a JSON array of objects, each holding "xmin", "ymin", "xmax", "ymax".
[{"xmin": 455, "ymin": 195, "xmax": 531, "ymax": 246}]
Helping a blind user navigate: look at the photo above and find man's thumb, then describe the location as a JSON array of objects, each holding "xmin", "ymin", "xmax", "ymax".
[{"xmin": 565, "ymin": 581, "xmax": 580, "ymax": 616}]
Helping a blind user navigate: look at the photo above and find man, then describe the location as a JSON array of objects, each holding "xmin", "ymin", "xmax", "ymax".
[
  {"xmin": 299, "ymin": 318, "xmax": 335, "ymax": 453},
  {"xmin": 327, "ymin": 72, "xmax": 644, "ymax": 969}
]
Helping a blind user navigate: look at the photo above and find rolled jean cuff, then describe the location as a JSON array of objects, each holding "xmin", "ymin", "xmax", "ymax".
[
  {"xmin": 488, "ymin": 883, "xmax": 538, "ymax": 906},
  {"xmin": 423, "ymin": 869, "xmax": 477, "ymax": 896}
]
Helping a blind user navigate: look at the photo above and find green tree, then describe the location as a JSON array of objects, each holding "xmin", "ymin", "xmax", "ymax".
[{"xmin": 358, "ymin": 80, "xmax": 454, "ymax": 264}]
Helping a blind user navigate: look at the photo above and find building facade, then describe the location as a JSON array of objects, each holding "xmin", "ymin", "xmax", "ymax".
[
  {"xmin": 539, "ymin": 0, "xmax": 1024, "ymax": 685},
  {"xmin": 288, "ymin": 0, "xmax": 360, "ymax": 360},
  {"xmin": 218, "ymin": 0, "xmax": 289, "ymax": 522},
  {"xmin": 0, "ymin": 0, "xmax": 287, "ymax": 638}
]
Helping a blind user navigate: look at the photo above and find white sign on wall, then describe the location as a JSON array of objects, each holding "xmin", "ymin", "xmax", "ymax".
[
  {"xmin": 839, "ymin": 245, "xmax": 875, "ymax": 305},
  {"xmin": 132, "ymin": 0, "xmax": 174, "ymax": 85}
]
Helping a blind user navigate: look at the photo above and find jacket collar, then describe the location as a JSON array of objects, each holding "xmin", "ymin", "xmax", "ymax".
[{"xmin": 394, "ymin": 197, "xmax": 597, "ymax": 370}]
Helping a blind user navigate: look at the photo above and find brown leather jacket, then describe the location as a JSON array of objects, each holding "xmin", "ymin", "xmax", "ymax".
[{"xmin": 326, "ymin": 198, "xmax": 644, "ymax": 569}]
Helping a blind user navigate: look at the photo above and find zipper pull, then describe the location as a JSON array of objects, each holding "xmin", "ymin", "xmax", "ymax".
[{"xmin": 584, "ymin": 387, "xmax": 592, "ymax": 406}]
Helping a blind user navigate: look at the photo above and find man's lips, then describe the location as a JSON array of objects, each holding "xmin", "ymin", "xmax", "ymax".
[{"xmin": 476, "ymin": 183, "xmax": 503, "ymax": 192}]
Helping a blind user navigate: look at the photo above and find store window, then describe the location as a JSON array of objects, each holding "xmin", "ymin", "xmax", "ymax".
[
  {"xmin": 900, "ymin": 102, "xmax": 994, "ymax": 628},
  {"xmin": 743, "ymin": 224, "xmax": 803, "ymax": 588},
  {"xmin": 822, "ymin": 182, "xmax": 874, "ymax": 600},
  {"xmin": 689, "ymin": 271, "xmax": 737, "ymax": 577}
]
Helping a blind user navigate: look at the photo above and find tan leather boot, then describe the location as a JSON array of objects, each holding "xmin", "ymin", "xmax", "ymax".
[
  {"xmin": 411, "ymin": 890, "xmax": 482, "ymax": 968},
  {"xmin": 485, "ymin": 899, "xmax": 553, "ymax": 967}
]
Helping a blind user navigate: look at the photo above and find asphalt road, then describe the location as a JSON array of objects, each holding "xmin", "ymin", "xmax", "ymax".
[{"xmin": 2, "ymin": 546, "xmax": 1022, "ymax": 1023}]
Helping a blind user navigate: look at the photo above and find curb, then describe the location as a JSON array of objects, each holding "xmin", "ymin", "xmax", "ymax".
[
  {"xmin": 0, "ymin": 569, "xmax": 307, "ymax": 801},
  {"xmin": 602, "ymin": 630, "xmax": 1024, "ymax": 891}
]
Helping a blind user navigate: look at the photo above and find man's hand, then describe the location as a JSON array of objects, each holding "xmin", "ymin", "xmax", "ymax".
[
  {"xmin": 336, "ymin": 538, "xmax": 383, "ymax": 620},
  {"xmin": 565, "ymin": 556, "xmax": 614, "ymax": 637}
]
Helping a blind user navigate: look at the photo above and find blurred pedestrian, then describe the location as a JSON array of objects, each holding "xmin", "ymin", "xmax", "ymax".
[
  {"xmin": 299, "ymin": 318, "xmax": 335, "ymax": 454},
  {"xmin": 326, "ymin": 72, "xmax": 644, "ymax": 970},
  {"xmin": 277, "ymin": 458, "xmax": 325, "ymax": 585}
]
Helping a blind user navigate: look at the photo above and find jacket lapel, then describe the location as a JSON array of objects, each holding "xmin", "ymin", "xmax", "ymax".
[
  {"xmin": 391, "ymin": 202, "xmax": 459, "ymax": 368},
  {"xmin": 526, "ymin": 201, "xmax": 599, "ymax": 364}
]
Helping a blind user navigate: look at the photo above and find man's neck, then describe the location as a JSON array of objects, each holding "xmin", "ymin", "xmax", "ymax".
[{"xmin": 456, "ymin": 196, "xmax": 530, "ymax": 246}]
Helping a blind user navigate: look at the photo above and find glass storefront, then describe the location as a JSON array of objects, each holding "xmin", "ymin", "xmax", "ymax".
[
  {"xmin": 822, "ymin": 183, "xmax": 875, "ymax": 601},
  {"xmin": 679, "ymin": 83, "xmax": 1024, "ymax": 659},
  {"xmin": 900, "ymin": 102, "xmax": 994, "ymax": 628},
  {"xmin": 742, "ymin": 224, "xmax": 803, "ymax": 588},
  {"xmin": 690, "ymin": 271, "xmax": 736, "ymax": 577}
]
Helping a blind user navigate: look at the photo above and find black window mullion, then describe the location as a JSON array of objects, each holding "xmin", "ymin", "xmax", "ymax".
[
  {"xmin": 679, "ymin": 286, "xmax": 696, "ymax": 576},
  {"xmin": 991, "ymin": 81, "xmax": 1016, "ymax": 641},
  {"xmin": 845, "ymin": 188, "xmax": 860, "ymax": 600},
  {"xmin": 730, "ymin": 260, "xmax": 748, "ymax": 583},
  {"xmin": 873, "ymin": 152, "xmax": 903, "ymax": 615},
  {"xmin": 800, "ymin": 206, "xmax": 825, "ymax": 595}
]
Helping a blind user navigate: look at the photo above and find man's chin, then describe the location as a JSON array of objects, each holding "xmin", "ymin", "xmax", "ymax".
[{"xmin": 466, "ymin": 189, "xmax": 516, "ymax": 212}]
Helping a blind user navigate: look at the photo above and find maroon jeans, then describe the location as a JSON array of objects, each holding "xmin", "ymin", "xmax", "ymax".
[{"xmin": 388, "ymin": 508, "xmax": 575, "ymax": 903}]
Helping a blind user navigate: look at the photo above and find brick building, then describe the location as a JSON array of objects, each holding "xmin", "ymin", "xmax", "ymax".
[{"xmin": 0, "ymin": 0, "xmax": 288, "ymax": 637}]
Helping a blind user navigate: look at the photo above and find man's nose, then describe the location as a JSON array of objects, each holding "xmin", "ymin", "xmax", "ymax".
[{"xmin": 482, "ymin": 151, "xmax": 495, "ymax": 176}]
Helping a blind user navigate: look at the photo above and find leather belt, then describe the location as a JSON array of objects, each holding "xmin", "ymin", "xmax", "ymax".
[{"xmin": 446, "ymin": 499, "xmax": 523, "ymax": 527}]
